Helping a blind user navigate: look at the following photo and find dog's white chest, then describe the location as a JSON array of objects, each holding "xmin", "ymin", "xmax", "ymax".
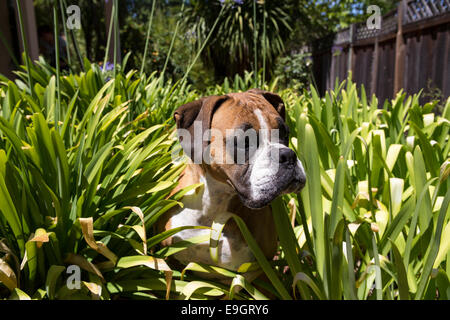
[{"xmin": 169, "ymin": 175, "xmax": 254, "ymax": 271}]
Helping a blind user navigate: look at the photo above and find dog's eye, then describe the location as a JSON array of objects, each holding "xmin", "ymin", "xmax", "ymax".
[
  {"xmin": 279, "ymin": 124, "xmax": 289, "ymax": 138},
  {"xmin": 233, "ymin": 135, "xmax": 247, "ymax": 151},
  {"xmin": 277, "ymin": 124, "xmax": 290, "ymax": 145},
  {"xmin": 232, "ymin": 130, "xmax": 258, "ymax": 164},
  {"xmin": 244, "ymin": 136, "xmax": 250, "ymax": 150},
  {"xmin": 233, "ymin": 131, "xmax": 254, "ymax": 148},
  {"xmin": 275, "ymin": 117, "xmax": 290, "ymax": 142}
]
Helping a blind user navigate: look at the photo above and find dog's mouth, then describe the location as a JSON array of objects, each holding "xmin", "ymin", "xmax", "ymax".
[
  {"xmin": 225, "ymin": 177, "xmax": 267, "ymax": 209},
  {"xmin": 283, "ymin": 172, "xmax": 306, "ymax": 194},
  {"xmin": 227, "ymin": 170, "xmax": 306, "ymax": 210}
]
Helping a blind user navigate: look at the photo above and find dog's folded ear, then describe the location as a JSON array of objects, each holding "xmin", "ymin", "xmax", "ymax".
[
  {"xmin": 174, "ymin": 95, "xmax": 229, "ymax": 162},
  {"xmin": 247, "ymin": 89, "xmax": 285, "ymax": 120}
]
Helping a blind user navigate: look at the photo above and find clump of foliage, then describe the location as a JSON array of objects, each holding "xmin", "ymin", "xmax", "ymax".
[
  {"xmin": 183, "ymin": 0, "xmax": 293, "ymax": 80},
  {"xmin": 182, "ymin": 0, "xmax": 398, "ymax": 82},
  {"xmin": 0, "ymin": 58, "xmax": 448, "ymax": 300},
  {"xmin": 280, "ymin": 81, "xmax": 449, "ymax": 300},
  {"xmin": 0, "ymin": 57, "xmax": 199, "ymax": 300},
  {"xmin": 273, "ymin": 52, "xmax": 313, "ymax": 92}
]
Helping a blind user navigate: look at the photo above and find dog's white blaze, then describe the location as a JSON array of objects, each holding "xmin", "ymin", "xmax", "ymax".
[
  {"xmin": 169, "ymin": 172, "xmax": 254, "ymax": 271},
  {"xmin": 248, "ymin": 109, "xmax": 289, "ymax": 200}
]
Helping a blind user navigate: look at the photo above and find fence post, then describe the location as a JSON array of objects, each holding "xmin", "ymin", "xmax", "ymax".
[
  {"xmin": 394, "ymin": 0, "xmax": 406, "ymax": 96},
  {"xmin": 371, "ymin": 37, "xmax": 380, "ymax": 97}
]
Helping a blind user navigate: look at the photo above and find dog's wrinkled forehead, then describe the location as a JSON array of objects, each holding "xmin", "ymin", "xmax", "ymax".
[
  {"xmin": 211, "ymin": 91, "xmax": 283, "ymax": 131},
  {"xmin": 173, "ymin": 89, "xmax": 285, "ymax": 133}
]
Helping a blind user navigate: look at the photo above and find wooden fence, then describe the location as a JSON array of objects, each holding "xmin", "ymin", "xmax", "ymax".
[{"xmin": 312, "ymin": 0, "xmax": 450, "ymax": 104}]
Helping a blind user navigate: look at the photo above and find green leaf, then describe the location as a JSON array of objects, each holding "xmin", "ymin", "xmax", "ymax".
[
  {"xmin": 180, "ymin": 262, "xmax": 236, "ymax": 281},
  {"xmin": 9, "ymin": 288, "xmax": 31, "ymax": 300},
  {"xmin": 304, "ymin": 124, "xmax": 325, "ymax": 281},
  {"xmin": 147, "ymin": 226, "xmax": 209, "ymax": 250},
  {"xmin": 0, "ymin": 258, "xmax": 17, "ymax": 291},
  {"xmin": 404, "ymin": 177, "xmax": 438, "ymax": 266},
  {"xmin": 272, "ymin": 197, "xmax": 311, "ymax": 299},
  {"xmin": 181, "ymin": 281, "xmax": 226, "ymax": 300},
  {"xmin": 389, "ymin": 239, "xmax": 410, "ymax": 300},
  {"xmin": 292, "ymin": 272, "xmax": 325, "ymax": 300},
  {"xmin": 329, "ymin": 157, "xmax": 345, "ymax": 238},
  {"xmin": 0, "ymin": 173, "xmax": 27, "ymax": 254},
  {"xmin": 410, "ymin": 122, "xmax": 440, "ymax": 177},
  {"xmin": 45, "ymin": 265, "xmax": 66, "ymax": 300},
  {"xmin": 84, "ymin": 141, "xmax": 115, "ymax": 184},
  {"xmin": 230, "ymin": 274, "xmax": 268, "ymax": 300},
  {"xmin": 116, "ymin": 255, "xmax": 171, "ymax": 272},
  {"xmin": 155, "ymin": 234, "xmax": 210, "ymax": 258},
  {"xmin": 106, "ymin": 278, "xmax": 187, "ymax": 295},
  {"xmin": 433, "ymin": 221, "xmax": 450, "ymax": 268},
  {"xmin": 413, "ymin": 146, "xmax": 433, "ymax": 232}
]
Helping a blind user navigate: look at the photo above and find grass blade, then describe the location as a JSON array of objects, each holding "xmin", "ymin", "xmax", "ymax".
[{"xmin": 389, "ymin": 239, "xmax": 410, "ymax": 300}]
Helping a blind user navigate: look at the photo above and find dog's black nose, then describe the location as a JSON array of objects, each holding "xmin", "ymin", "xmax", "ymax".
[{"xmin": 279, "ymin": 148, "xmax": 297, "ymax": 164}]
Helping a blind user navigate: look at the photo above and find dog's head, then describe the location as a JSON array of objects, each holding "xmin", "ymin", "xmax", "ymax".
[{"xmin": 174, "ymin": 89, "xmax": 306, "ymax": 209}]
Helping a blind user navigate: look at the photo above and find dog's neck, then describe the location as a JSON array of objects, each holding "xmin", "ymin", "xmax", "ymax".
[
  {"xmin": 201, "ymin": 170, "xmax": 235, "ymax": 216},
  {"xmin": 184, "ymin": 163, "xmax": 235, "ymax": 216}
]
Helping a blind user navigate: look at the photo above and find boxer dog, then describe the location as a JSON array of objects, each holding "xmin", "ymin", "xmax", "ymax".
[{"xmin": 158, "ymin": 89, "xmax": 306, "ymax": 274}]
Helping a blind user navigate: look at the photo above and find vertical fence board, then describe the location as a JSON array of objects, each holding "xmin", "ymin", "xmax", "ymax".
[
  {"xmin": 376, "ymin": 40, "xmax": 396, "ymax": 104},
  {"xmin": 353, "ymin": 45, "xmax": 374, "ymax": 93},
  {"xmin": 444, "ymin": 28, "xmax": 450, "ymax": 98}
]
